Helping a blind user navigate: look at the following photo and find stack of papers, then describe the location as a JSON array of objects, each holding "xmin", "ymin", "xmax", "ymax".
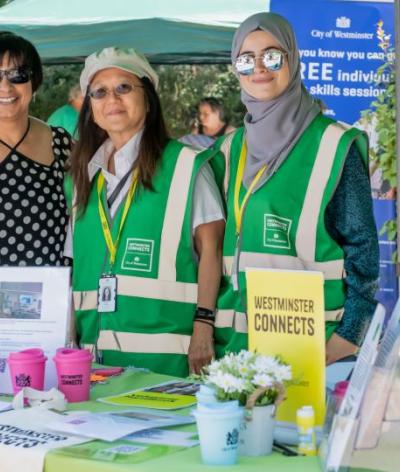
[{"xmin": 47, "ymin": 409, "xmax": 195, "ymax": 442}]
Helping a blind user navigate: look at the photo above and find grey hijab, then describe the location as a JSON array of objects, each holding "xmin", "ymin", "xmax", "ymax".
[{"xmin": 231, "ymin": 12, "xmax": 321, "ymax": 187}]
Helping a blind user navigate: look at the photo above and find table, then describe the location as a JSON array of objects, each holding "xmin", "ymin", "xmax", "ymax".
[{"xmin": 39, "ymin": 369, "xmax": 388, "ymax": 472}]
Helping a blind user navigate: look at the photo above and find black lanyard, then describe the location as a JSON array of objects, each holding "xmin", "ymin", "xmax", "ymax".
[
  {"xmin": 0, "ymin": 119, "xmax": 31, "ymax": 152},
  {"xmin": 107, "ymin": 168, "xmax": 134, "ymax": 208}
]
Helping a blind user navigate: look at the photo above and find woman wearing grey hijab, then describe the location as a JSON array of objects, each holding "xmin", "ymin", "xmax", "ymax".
[{"xmin": 212, "ymin": 12, "xmax": 378, "ymax": 365}]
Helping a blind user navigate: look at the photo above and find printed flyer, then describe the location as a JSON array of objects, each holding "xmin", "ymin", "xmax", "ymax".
[
  {"xmin": 0, "ymin": 267, "xmax": 71, "ymax": 394},
  {"xmin": 98, "ymin": 380, "xmax": 200, "ymax": 409},
  {"xmin": 0, "ymin": 407, "xmax": 88, "ymax": 472}
]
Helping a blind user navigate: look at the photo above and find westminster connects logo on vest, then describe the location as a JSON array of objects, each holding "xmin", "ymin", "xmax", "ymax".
[
  {"xmin": 122, "ymin": 238, "xmax": 154, "ymax": 272},
  {"xmin": 263, "ymin": 214, "xmax": 292, "ymax": 249}
]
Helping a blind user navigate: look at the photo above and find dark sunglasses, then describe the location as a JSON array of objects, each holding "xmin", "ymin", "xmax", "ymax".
[
  {"xmin": 88, "ymin": 82, "xmax": 144, "ymax": 100},
  {"xmin": 234, "ymin": 49, "xmax": 287, "ymax": 75},
  {"xmin": 0, "ymin": 66, "xmax": 31, "ymax": 84}
]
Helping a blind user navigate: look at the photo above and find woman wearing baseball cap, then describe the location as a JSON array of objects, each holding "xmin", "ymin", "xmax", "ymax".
[{"xmin": 64, "ymin": 47, "xmax": 225, "ymax": 377}]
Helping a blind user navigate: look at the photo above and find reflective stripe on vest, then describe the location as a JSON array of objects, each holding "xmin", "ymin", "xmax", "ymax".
[
  {"xmin": 73, "ymin": 274, "xmax": 198, "ymax": 311},
  {"xmin": 72, "ymin": 146, "xmax": 201, "ymax": 312},
  {"xmin": 220, "ymin": 122, "xmax": 346, "ymax": 281},
  {"xmin": 158, "ymin": 146, "xmax": 198, "ymax": 281},
  {"xmin": 215, "ymin": 307, "xmax": 343, "ymax": 331},
  {"xmin": 97, "ymin": 330, "xmax": 191, "ymax": 355},
  {"xmin": 223, "ymin": 253, "xmax": 345, "ymax": 280},
  {"xmin": 296, "ymin": 122, "xmax": 347, "ymax": 260},
  {"xmin": 220, "ymin": 131, "xmax": 235, "ymax": 196}
]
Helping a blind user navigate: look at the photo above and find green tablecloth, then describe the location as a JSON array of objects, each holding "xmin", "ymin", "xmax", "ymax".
[{"xmin": 39, "ymin": 369, "xmax": 385, "ymax": 472}]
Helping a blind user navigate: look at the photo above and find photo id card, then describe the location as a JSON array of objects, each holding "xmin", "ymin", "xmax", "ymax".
[{"xmin": 98, "ymin": 275, "xmax": 117, "ymax": 313}]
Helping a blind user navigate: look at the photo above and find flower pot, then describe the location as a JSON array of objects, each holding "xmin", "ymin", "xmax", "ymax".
[{"xmin": 238, "ymin": 404, "xmax": 275, "ymax": 456}]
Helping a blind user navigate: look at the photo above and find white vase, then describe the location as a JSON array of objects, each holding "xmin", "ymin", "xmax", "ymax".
[{"xmin": 238, "ymin": 404, "xmax": 275, "ymax": 456}]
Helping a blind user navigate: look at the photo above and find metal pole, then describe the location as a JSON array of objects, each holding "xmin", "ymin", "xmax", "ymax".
[{"xmin": 396, "ymin": 0, "xmax": 400, "ymax": 272}]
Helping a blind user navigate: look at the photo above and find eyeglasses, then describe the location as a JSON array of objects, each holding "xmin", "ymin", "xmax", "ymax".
[
  {"xmin": 234, "ymin": 49, "xmax": 287, "ymax": 75},
  {"xmin": 0, "ymin": 67, "xmax": 31, "ymax": 84},
  {"xmin": 88, "ymin": 82, "xmax": 144, "ymax": 100}
]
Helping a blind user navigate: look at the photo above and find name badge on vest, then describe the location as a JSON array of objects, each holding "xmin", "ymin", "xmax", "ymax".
[{"xmin": 98, "ymin": 275, "xmax": 117, "ymax": 312}]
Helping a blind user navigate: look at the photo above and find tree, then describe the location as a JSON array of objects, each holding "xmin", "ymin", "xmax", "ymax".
[
  {"xmin": 361, "ymin": 21, "xmax": 396, "ymax": 241},
  {"xmin": 30, "ymin": 64, "xmax": 245, "ymax": 138}
]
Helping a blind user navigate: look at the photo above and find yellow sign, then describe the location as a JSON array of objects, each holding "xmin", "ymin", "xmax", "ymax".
[{"xmin": 246, "ymin": 268, "xmax": 325, "ymax": 427}]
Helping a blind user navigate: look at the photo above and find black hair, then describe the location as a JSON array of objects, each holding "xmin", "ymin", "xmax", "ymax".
[
  {"xmin": 198, "ymin": 97, "xmax": 227, "ymax": 122},
  {"xmin": 71, "ymin": 75, "xmax": 170, "ymax": 212},
  {"xmin": 0, "ymin": 31, "xmax": 43, "ymax": 92}
]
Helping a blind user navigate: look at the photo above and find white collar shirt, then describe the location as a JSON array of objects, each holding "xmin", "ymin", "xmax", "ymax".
[{"xmin": 88, "ymin": 129, "xmax": 143, "ymax": 218}]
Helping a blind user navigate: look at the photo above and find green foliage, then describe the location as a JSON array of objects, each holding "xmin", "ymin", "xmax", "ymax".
[
  {"xmin": 29, "ymin": 64, "xmax": 244, "ymax": 138},
  {"xmin": 361, "ymin": 21, "xmax": 396, "ymax": 241},
  {"xmin": 30, "ymin": 64, "xmax": 81, "ymax": 121},
  {"xmin": 156, "ymin": 64, "xmax": 244, "ymax": 137}
]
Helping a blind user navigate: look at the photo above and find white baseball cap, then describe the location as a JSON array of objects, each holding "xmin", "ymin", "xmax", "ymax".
[{"xmin": 80, "ymin": 47, "xmax": 159, "ymax": 94}]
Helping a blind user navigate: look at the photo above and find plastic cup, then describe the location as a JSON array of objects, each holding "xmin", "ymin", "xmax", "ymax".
[
  {"xmin": 193, "ymin": 407, "xmax": 243, "ymax": 465},
  {"xmin": 7, "ymin": 348, "xmax": 47, "ymax": 394},
  {"xmin": 333, "ymin": 380, "xmax": 349, "ymax": 411},
  {"xmin": 53, "ymin": 348, "xmax": 93, "ymax": 403},
  {"xmin": 196, "ymin": 384, "xmax": 217, "ymax": 404}
]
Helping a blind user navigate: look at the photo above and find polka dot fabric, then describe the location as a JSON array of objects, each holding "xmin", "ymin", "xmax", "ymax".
[{"xmin": 0, "ymin": 127, "xmax": 71, "ymax": 267}]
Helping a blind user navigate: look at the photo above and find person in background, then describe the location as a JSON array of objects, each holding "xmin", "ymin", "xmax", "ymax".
[
  {"xmin": 0, "ymin": 32, "xmax": 71, "ymax": 267},
  {"xmin": 47, "ymin": 84, "xmax": 83, "ymax": 138},
  {"xmin": 196, "ymin": 97, "xmax": 235, "ymax": 138},
  {"xmin": 180, "ymin": 97, "xmax": 235, "ymax": 150},
  {"xmin": 64, "ymin": 47, "xmax": 225, "ymax": 377},
  {"xmin": 210, "ymin": 12, "xmax": 379, "ymax": 364}
]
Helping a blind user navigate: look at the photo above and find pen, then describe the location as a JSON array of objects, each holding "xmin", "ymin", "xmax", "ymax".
[{"xmin": 273, "ymin": 440, "xmax": 300, "ymax": 456}]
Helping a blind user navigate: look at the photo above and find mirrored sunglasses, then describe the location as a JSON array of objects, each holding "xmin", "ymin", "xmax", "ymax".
[
  {"xmin": 234, "ymin": 49, "xmax": 287, "ymax": 75},
  {"xmin": 0, "ymin": 67, "xmax": 31, "ymax": 84},
  {"xmin": 88, "ymin": 82, "xmax": 144, "ymax": 100}
]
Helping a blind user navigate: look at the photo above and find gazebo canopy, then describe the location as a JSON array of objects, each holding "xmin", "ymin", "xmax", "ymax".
[{"xmin": 0, "ymin": 0, "xmax": 268, "ymax": 63}]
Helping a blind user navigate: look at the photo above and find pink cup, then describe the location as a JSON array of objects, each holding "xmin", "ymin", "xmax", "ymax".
[
  {"xmin": 53, "ymin": 348, "xmax": 93, "ymax": 403},
  {"xmin": 7, "ymin": 348, "xmax": 47, "ymax": 395},
  {"xmin": 333, "ymin": 380, "xmax": 349, "ymax": 411}
]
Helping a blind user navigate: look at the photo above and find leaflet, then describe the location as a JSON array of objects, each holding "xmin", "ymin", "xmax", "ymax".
[
  {"xmin": 124, "ymin": 428, "xmax": 199, "ymax": 447},
  {"xmin": 0, "ymin": 407, "xmax": 88, "ymax": 472},
  {"xmin": 0, "ymin": 267, "xmax": 71, "ymax": 394},
  {"xmin": 98, "ymin": 380, "xmax": 200, "ymax": 410},
  {"xmin": 47, "ymin": 409, "xmax": 195, "ymax": 442}
]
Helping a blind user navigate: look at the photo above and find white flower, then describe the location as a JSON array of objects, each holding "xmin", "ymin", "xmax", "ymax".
[
  {"xmin": 274, "ymin": 364, "xmax": 292, "ymax": 382},
  {"xmin": 254, "ymin": 355, "xmax": 280, "ymax": 374},
  {"xmin": 253, "ymin": 373, "xmax": 274, "ymax": 388},
  {"xmin": 209, "ymin": 372, "xmax": 247, "ymax": 393}
]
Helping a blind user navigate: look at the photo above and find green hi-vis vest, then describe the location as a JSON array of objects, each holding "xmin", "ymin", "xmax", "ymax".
[
  {"xmin": 65, "ymin": 140, "xmax": 215, "ymax": 377},
  {"xmin": 210, "ymin": 114, "xmax": 368, "ymax": 358}
]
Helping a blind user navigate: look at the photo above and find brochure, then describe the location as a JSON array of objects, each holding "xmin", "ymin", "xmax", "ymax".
[
  {"xmin": 47, "ymin": 409, "xmax": 195, "ymax": 442},
  {"xmin": 0, "ymin": 267, "xmax": 71, "ymax": 394},
  {"xmin": 98, "ymin": 380, "xmax": 200, "ymax": 410},
  {"xmin": 0, "ymin": 407, "xmax": 88, "ymax": 472},
  {"xmin": 124, "ymin": 428, "xmax": 199, "ymax": 447},
  {"xmin": 54, "ymin": 439, "xmax": 184, "ymax": 465},
  {"xmin": 0, "ymin": 400, "xmax": 12, "ymax": 412},
  {"xmin": 321, "ymin": 304, "xmax": 385, "ymax": 472}
]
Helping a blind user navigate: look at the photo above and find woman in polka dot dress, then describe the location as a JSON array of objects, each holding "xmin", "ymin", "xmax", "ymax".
[{"xmin": 0, "ymin": 33, "xmax": 72, "ymax": 267}]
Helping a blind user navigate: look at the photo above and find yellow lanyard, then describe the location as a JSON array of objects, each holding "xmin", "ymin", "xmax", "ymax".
[
  {"xmin": 97, "ymin": 169, "xmax": 138, "ymax": 269},
  {"xmin": 234, "ymin": 140, "xmax": 267, "ymax": 235}
]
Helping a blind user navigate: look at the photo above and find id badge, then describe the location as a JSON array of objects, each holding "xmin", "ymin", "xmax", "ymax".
[
  {"xmin": 98, "ymin": 275, "xmax": 117, "ymax": 313},
  {"xmin": 231, "ymin": 242, "xmax": 239, "ymax": 291}
]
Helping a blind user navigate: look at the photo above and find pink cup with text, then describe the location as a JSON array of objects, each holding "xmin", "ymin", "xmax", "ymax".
[
  {"xmin": 53, "ymin": 348, "xmax": 93, "ymax": 403},
  {"xmin": 7, "ymin": 348, "xmax": 47, "ymax": 395}
]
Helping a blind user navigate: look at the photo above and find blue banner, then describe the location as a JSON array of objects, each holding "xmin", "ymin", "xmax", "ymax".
[
  {"xmin": 270, "ymin": 0, "xmax": 397, "ymax": 318},
  {"xmin": 270, "ymin": 0, "xmax": 394, "ymax": 123}
]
